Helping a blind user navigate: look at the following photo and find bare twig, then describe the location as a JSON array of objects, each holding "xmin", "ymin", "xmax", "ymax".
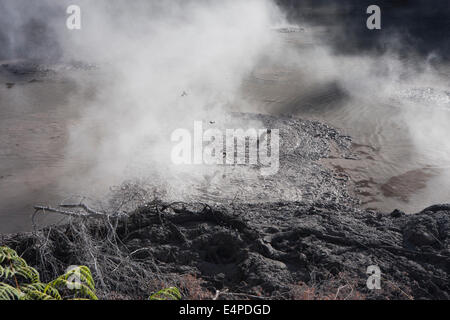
[
  {"xmin": 334, "ymin": 284, "xmax": 348, "ymax": 300},
  {"xmin": 213, "ymin": 288, "xmax": 228, "ymax": 300},
  {"xmin": 33, "ymin": 203, "xmax": 125, "ymax": 219}
]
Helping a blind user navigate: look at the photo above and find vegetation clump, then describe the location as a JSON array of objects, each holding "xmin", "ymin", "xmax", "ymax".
[{"xmin": 0, "ymin": 246, "xmax": 97, "ymax": 300}]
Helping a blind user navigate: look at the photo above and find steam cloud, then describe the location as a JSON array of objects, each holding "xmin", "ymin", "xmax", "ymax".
[{"xmin": 0, "ymin": 0, "xmax": 286, "ymax": 199}]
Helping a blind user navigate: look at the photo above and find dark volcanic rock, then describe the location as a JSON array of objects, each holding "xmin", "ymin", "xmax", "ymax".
[{"xmin": 1, "ymin": 200, "xmax": 449, "ymax": 300}]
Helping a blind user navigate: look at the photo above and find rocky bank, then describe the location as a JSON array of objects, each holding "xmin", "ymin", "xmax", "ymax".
[{"xmin": 1, "ymin": 199, "xmax": 449, "ymax": 300}]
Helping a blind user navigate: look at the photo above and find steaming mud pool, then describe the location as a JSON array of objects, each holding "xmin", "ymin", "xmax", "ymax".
[
  {"xmin": 1, "ymin": 54, "xmax": 450, "ymax": 233},
  {"xmin": 0, "ymin": 59, "xmax": 449, "ymax": 299}
]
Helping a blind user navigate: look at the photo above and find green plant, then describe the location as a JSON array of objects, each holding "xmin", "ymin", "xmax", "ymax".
[
  {"xmin": 149, "ymin": 287, "xmax": 182, "ymax": 300},
  {"xmin": 0, "ymin": 246, "xmax": 97, "ymax": 300}
]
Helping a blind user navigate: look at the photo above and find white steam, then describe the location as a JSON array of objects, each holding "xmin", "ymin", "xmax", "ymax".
[{"xmin": 54, "ymin": 0, "xmax": 286, "ymax": 197}]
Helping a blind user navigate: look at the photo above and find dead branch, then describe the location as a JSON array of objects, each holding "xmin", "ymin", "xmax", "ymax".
[{"xmin": 33, "ymin": 203, "xmax": 125, "ymax": 219}]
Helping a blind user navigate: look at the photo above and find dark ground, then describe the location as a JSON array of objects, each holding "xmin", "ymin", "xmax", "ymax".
[{"xmin": 1, "ymin": 199, "xmax": 449, "ymax": 300}]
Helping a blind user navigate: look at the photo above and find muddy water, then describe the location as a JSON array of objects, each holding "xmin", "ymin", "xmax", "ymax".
[
  {"xmin": 241, "ymin": 30, "xmax": 450, "ymax": 213},
  {"xmin": 0, "ymin": 64, "xmax": 100, "ymax": 233}
]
